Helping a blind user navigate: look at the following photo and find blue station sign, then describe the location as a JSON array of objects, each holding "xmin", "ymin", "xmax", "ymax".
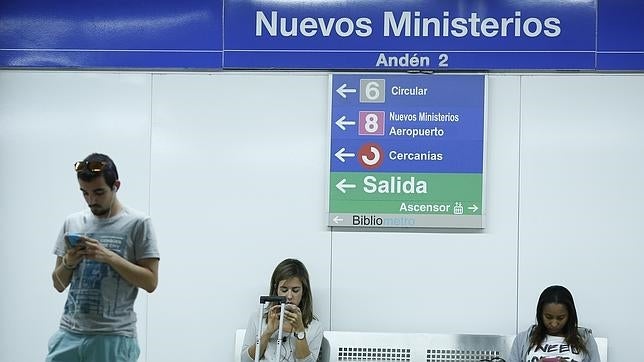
[
  {"xmin": 328, "ymin": 74, "xmax": 486, "ymax": 228},
  {"xmin": 1, "ymin": 0, "xmax": 642, "ymax": 70},
  {"xmin": 225, "ymin": 0, "xmax": 596, "ymax": 70},
  {"xmin": 0, "ymin": 0, "xmax": 223, "ymax": 69}
]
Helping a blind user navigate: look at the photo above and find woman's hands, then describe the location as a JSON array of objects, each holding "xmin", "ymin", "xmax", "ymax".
[
  {"xmin": 265, "ymin": 303, "xmax": 305, "ymax": 335},
  {"xmin": 260, "ymin": 303, "xmax": 312, "ymax": 360},
  {"xmin": 285, "ymin": 304, "xmax": 305, "ymax": 332}
]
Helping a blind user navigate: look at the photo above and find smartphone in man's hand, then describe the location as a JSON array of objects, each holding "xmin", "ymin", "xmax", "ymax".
[{"xmin": 65, "ymin": 233, "xmax": 83, "ymax": 248}]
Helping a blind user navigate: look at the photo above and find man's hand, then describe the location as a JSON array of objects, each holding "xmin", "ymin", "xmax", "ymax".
[
  {"xmin": 64, "ymin": 245, "xmax": 85, "ymax": 267},
  {"xmin": 79, "ymin": 236, "xmax": 117, "ymax": 264}
]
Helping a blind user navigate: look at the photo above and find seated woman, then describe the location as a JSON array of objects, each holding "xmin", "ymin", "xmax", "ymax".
[
  {"xmin": 242, "ymin": 258, "xmax": 323, "ymax": 361},
  {"xmin": 509, "ymin": 285, "xmax": 600, "ymax": 362}
]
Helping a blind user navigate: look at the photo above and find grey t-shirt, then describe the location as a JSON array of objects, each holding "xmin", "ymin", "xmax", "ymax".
[{"xmin": 53, "ymin": 206, "xmax": 160, "ymax": 337}]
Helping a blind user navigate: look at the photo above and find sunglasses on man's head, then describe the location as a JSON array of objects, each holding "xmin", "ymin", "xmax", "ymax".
[{"xmin": 74, "ymin": 161, "xmax": 107, "ymax": 173}]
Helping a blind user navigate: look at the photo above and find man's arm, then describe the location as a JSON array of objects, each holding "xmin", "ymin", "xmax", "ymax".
[
  {"xmin": 51, "ymin": 246, "xmax": 84, "ymax": 292},
  {"xmin": 52, "ymin": 256, "xmax": 73, "ymax": 292},
  {"xmin": 109, "ymin": 257, "xmax": 159, "ymax": 293}
]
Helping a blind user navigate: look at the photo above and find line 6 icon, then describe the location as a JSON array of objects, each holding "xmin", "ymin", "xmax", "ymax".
[{"xmin": 360, "ymin": 79, "xmax": 386, "ymax": 103}]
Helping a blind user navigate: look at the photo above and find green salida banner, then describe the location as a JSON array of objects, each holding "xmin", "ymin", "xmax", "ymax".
[{"xmin": 330, "ymin": 172, "xmax": 482, "ymax": 215}]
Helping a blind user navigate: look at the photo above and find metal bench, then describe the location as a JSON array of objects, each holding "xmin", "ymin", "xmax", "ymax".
[{"xmin": 235, "ymin": 329, "xmax": 608, "ymax": 362}]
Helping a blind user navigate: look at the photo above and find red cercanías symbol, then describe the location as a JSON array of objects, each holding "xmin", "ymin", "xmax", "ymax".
[{"xmin": 357, "ymin": 143, "xmax": 384, "ymax": 169}]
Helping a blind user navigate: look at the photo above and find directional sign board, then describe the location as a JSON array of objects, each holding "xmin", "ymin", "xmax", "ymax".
[{"xmin": 328, "ymin": 74, "xmax": 486, "ymax": 228}]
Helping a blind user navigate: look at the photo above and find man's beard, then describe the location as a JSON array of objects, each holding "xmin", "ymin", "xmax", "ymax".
[{"xmin": 90, "ymin": 205, "xmax": 109, "ymax": 216}]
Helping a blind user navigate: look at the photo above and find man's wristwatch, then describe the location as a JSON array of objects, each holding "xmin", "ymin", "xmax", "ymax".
[{"xmin": 295, "ymin": 330, "xmax": 306, "ymax": 340}]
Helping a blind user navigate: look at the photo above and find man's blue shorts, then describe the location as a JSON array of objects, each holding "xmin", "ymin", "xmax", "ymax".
[{"xmin": 46, "ymin": 329, "xmax": 140, "ymax": 362}]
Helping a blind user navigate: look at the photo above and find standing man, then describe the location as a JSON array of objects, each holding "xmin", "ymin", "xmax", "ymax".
[{"xmin": 47, "ymin": 153, "xmax": 160, "ymax": 362}]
